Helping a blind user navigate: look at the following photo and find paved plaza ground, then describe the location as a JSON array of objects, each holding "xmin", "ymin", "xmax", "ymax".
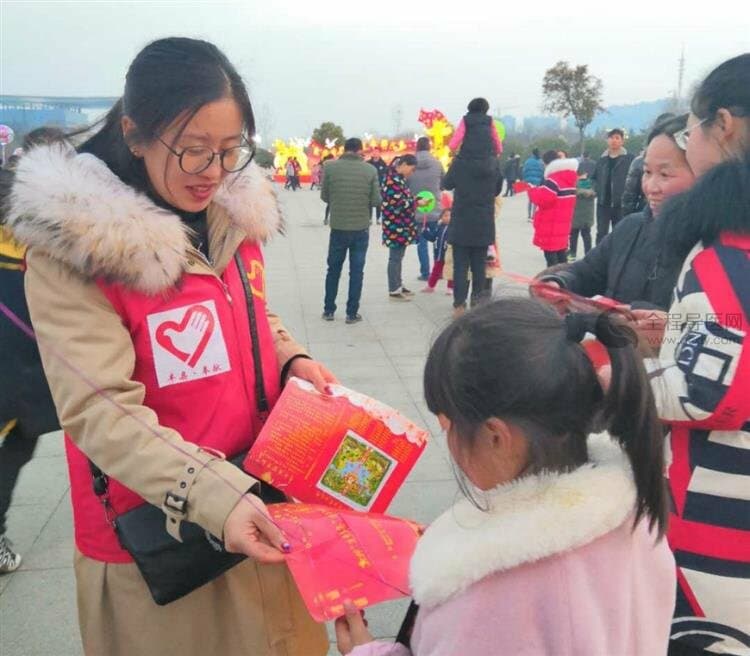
[{"xmin": 0, "ymin": 185, "xmax": 542, "ymax": 655}]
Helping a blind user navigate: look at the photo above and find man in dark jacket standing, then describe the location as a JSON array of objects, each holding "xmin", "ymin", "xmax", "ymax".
[
  {"xmin": 321, "ymin": 138, "xmax": 381, "ymax": 324},
  {"xmin": 502, "ymin": 153, "xmax": 520, "ymax": 196},
  {"xmin": 407, "ymin": 137, "xmax": 443, "ymax": 280},
  {"xmin": 591, "ymin": 128, "xmax": 634, "ymax": 244},
  {"xmin": 366, "ymin": 149, "xmax": 388, "ymax": 225}
]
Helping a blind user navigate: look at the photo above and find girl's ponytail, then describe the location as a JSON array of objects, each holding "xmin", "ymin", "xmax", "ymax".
[{"xmin": 566, "ymin": 312, "xmax": 668, "ymax": 537}]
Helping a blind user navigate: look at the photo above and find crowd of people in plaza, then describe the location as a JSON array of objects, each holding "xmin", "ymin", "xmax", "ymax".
[{"xmin": 0, "ymin": 35, "xmax": 748, "ymax": 656}]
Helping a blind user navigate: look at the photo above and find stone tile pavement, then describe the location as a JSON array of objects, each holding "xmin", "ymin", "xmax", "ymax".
[{"xmin": 0, "ymin": 186, "xmax": 542, "ymax": 655}]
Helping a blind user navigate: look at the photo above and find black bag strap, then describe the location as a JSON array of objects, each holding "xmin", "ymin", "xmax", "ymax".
[
  {"xmin": 233, "ymin": 251, "xmax": 269, "ymax": 416},
  {"xmin": 395, "ymin": 601, "xmax": 419, "ymax": 647}
]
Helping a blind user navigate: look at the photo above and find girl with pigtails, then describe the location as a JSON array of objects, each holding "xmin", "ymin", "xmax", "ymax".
[{"xmin": 336, "ymin": 297, "xmax": 675, "ymax": 655}]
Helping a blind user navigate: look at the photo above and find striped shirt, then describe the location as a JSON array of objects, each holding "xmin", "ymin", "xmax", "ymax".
[{"xmin": 647, "ymin": 234, "xmax": 750, "ymax": 655}]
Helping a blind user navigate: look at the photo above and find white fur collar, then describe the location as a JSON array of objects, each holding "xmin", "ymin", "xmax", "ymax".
[
  {"xmin": 5, "ymin": 144, "xmax": 282, "ymax": 295},
  {"xmin": 410, "ymin": 433, "xmax": 636, "ymax": 608},
  {"xmin": 544, "ymin": 157, "xmax": 579, "ymax": 177}
]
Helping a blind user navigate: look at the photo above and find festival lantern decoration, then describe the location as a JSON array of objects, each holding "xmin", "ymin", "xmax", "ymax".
[{"xmin": 418, "ymin": 109, "xmax": 454, "ymax": 171}]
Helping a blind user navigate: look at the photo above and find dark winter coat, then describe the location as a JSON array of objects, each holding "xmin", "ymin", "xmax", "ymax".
[
  {"xmin": 458, "ymin": 112, "xmax": 496, "ymax": 158},
  {"xmin": 621, "ymin": 154, "xmax": 646, "ymax": 216},
  {"xmin": 503, "ymin": 157, "xmax": 520, "ymax": 183},
  {"xmin": 0, "ymin": 227, "xmax": 59, "ymax": 437},
  {"xmin": 539, "ymin": 208, "xmax": 681, "ymax": 310},
  {"xmin": 442, "ymin": 155, "xmax": 503, "ymax": 247},
  {"xmin": 591, "ymin": 150, "xmax": 635, "ymax": 208},
  {"xmin": 381, "ymin": 170, "xmax": 419, "ymax": 248}
]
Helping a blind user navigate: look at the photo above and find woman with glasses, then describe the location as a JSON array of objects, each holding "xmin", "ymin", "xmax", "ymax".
[
  {"xmin": 2, "ymin": 37, "xmax": 331, "ymax": 656},
  {"xmin": 630, "ymin": 53, "xmax": 750, "ymax": 656},
  {"xmin": 533, "ymin": 114, "xmax": 695, "ymax": 312}
]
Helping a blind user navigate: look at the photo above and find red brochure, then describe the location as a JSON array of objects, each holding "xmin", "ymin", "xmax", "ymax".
[
  {"xmin": 244, "ymin": 377, "xmax": 429, "ymax": 513},
  {"xmin": 269, "ymin": 503, "xmax": 423, "ymax": 622}
]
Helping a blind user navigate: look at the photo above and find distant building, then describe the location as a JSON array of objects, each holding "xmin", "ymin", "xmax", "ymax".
[{"xmin": 0, "ymin": 95, "xmax": 117, "ymax": 142}]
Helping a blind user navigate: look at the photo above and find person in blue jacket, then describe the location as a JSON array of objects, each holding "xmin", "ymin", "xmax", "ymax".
[{"xmin": 522, "ymin": 148, "xmax": 545, "ymax": 220}]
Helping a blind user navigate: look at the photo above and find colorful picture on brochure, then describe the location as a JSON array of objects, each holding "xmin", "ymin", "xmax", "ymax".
[{"xmin": 318, "ymin": 433, "xmax": 395, "ymax": 510}]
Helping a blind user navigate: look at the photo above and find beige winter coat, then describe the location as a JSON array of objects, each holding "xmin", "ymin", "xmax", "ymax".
[{"xmin": 5, "ymin": 145, "xmax": 328, "ymax": 656}]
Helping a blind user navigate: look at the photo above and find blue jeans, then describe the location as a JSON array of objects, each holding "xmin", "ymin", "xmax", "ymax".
[
  {"xmin": 417, "ymin": 223, "xmax": 437, "ymax": 278},
  {"xmin": 324, "ymin": 229, "xmax": 369, "ymax": 317}
]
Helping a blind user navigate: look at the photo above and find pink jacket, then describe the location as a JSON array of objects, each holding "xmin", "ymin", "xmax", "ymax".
[
  {"xmin": 351, "ymin": 435, "xmax": 676, "ymax": 656},
  {"xmin": 530, "ymin": 158, "xmax": 579, "ymax": 252},
  {"xmin": 448, "ymin": 117, "xmax": 503, "ymax": 155}
]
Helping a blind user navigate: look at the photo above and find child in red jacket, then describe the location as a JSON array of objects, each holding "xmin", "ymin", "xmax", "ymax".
[{"xmin": 529, "ymin": 151, "xmax": 579, "ymax": 266}]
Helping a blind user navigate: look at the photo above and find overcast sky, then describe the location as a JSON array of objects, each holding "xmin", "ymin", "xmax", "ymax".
[{"xmin": 1, "ymin": 1, "xmax": 748, "ymax": 141}]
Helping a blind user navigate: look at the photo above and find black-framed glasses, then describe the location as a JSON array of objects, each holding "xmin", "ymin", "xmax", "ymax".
[{"xmin": 157, "ymin": 136, "xmax": 255, "ymax": 174}]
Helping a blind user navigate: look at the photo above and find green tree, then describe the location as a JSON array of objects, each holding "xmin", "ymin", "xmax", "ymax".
[
  {"xmin": 312, "ymin": 122, "xmax": 345, "ymax": 146},
  {"xmin": 542, "ymin": 61, "xmax": 605, "ymax": 156},
  {"xmin": 529, "ymin": 136, "xmax": 571, "ymax": 157}
]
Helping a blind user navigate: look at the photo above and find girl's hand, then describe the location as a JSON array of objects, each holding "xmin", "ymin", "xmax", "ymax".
[
  {"xmin": 288, "ymin": 357, "xmax": 338, "ymax": 394},
  {"xmin": 223, "ymin": 493, "xmax": 288, "ymax": 564},
  {"xmin": 335, "ymin": 602, "xmax": 374, "ymax": 655}
]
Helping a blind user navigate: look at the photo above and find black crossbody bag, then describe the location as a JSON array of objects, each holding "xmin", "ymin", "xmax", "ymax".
[{"xmin": 88, "ymin": 253, "xmax": 285, "ymax": 605}]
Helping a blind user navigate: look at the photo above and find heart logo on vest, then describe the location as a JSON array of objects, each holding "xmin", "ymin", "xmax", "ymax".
[{"xmin": 155, "ymin": 304, "xmax": 215, "ymax": 368}]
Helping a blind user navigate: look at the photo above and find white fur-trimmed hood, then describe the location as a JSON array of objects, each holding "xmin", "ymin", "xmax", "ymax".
[
  {"xmin": 5, "ymin": 143, "xmax": 282, "ymax": 295},
  {"xmin": 544, "ymin": 157, "xmax": 579, "ymax": 177},
  {"xmin": 410, "ymin": 433, "xmax": 636, "ymax": 608}
]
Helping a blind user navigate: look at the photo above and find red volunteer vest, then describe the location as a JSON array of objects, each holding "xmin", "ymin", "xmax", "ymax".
[{"xmin": 66, "ymin": 241, "xmax": 281, "ymax": 562}]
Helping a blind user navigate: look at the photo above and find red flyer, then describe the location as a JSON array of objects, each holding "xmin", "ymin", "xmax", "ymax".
[
  {"xmin": 244, "ymin": 377, "xmax": 429, "ymax": 513},
  {"xmin": 269, "ymin": 503, "xmax": 423, "ymax": 622}
]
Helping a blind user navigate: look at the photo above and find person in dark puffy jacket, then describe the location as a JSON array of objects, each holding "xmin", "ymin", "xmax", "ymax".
[
  {"xmin": 502, "ymin": 153, "xmax": 520, "ymax": 196},
  {"xmin": 367, "ymin": 149, "xmax": 389, "ymax": 224},
  {"xmin": 590, "ymin": 129, "xmax": 635, "ymax": 244},
  {"xmin": 448, "ymin": 98, "xmax": 502, "ymax": 157},
  {"xmin": 442, "ymin": 132, "xmax": 503, "ymax": 315}
]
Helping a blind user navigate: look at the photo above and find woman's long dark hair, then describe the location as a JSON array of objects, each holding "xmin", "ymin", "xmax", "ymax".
[
  {"xmin": 424, "ymin": 298, "xmax": 668, "ymax": 537},
  {"xmin": 660, "ymin": 156, "xmax": 750, "ymax": 261},
  {"xmin": 691, "ymin": 53, "xmax": 750, "ymax": 125},
  {"xmin": 75, "ymin": 37, "xmax": 255, "ymax": 194}
]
